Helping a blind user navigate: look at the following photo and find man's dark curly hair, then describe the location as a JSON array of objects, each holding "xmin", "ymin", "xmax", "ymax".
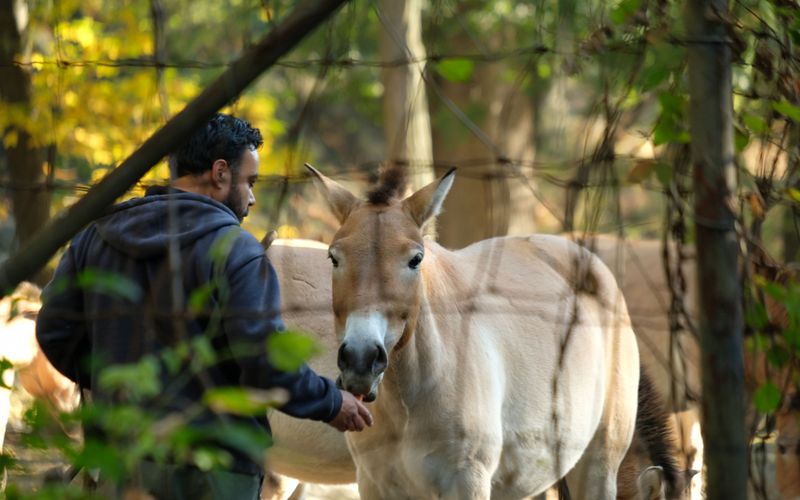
[{"xmin": 169, "ymin": 113, "xmax": 263, "ymax": 177}]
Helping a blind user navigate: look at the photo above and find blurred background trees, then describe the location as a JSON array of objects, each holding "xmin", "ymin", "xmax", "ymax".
[{"xmin": 1, "ymin": 0, "xmax": 797, "ymax": 261}]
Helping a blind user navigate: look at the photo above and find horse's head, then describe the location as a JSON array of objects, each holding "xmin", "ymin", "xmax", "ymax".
[{"xmin": 306, "ymin": 164, "xmax": 455, "ymax": 402}]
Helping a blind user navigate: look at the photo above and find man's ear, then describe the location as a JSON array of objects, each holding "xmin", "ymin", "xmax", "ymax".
[{"xmin": 211, "ymin": 159, "xmax": 230, "ymax": 189}]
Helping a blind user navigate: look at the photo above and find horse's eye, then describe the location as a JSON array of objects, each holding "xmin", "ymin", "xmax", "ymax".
[
  {"xmin": 408, "ymin": 252, "xmax": 423, "ymax": 270},
  {"xmin": 328, "ymin": 252, "xmax": 339, "ymax": 268}
]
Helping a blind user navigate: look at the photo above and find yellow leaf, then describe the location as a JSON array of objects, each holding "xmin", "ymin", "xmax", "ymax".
[
  {"xmin": 3, "ymin": 130, "xmax": 18, "ymax": 149},
  {"xmin": 277, "ymin": 225, "xmax": 300, "ymax": 239},
  {"xmin": 788, "ymin": 188, "xmax": 800, "ymax": 204},
  {"xmin": 91, "ymin": 167, "xmax": 109, "ymax": 183}
]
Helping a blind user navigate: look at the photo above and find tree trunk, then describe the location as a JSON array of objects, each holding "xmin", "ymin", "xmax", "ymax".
[
  {"xmin": 686, "ymin": 2, "xmax": 747, "ymax": 499},
  {"xmin": 0, "ymin": 0, "xmax": 52, "ymax": 284},
  {"xmin": 378, "ymin": 0, "xmax": 433, "ymax": 191}
]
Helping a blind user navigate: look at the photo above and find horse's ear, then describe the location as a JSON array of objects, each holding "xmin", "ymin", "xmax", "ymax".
[
  {"xmin": 305, "ymin": 163, "xmax": 360, "ymax": 225},
  {"xmin": 402, "ymin": 168, "xmax": 456, "ymax": 227},
  {"xmin": 637, "ymin": 466, "xmax": 665, "ymax": 500}
]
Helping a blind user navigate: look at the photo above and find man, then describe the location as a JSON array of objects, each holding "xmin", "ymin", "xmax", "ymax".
[{"xmin": 36, "ymin": 113, "xmax": 372, "ymax": 498}]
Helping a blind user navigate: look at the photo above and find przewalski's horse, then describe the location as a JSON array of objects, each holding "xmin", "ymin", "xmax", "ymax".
[
  {"xmin": 304, "ymin": 165, "xmax": 640, "ymax": 499},
  {"xmin": 266, "ymin": 239, "xmax": 693, "ymax": 500}
]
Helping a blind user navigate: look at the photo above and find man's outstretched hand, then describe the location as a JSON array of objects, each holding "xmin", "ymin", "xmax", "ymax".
[{"xmin": 328, "ymin": 390, "xmax": 373, "ymax": 432}]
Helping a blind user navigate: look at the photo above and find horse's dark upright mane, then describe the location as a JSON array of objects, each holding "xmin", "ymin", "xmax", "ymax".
[{"xmin": 366, "ymin": 166, "xmax": 406, "ymax": 205}]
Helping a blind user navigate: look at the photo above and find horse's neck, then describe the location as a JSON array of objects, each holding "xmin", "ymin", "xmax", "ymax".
[{"xmin": 382, "ymin": 243, "xmax": 461, "ymax": 407}]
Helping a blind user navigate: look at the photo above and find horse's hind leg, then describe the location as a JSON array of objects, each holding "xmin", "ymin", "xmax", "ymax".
[
  {"xmin": 565, "ymin": 363, "xmax": 639, "ymax": 499},
  {"xmin": 563, "ymin": 433, "xmax": 625, "ymax": 499}
]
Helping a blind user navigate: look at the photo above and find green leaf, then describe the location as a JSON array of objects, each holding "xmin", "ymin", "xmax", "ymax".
[
  {"xmin": 71, "ymin": 439, "xmax": 126, "ymax": 481},
  {"xmin": 0, "ymin": 358, "xmax": 13, "ymax": 390},
  {"xmin": 639, "ymin": 63, "xmax": 670, "ymax": 92},
  {"xmin": 658, "ymin": 92, "xmax": 682, "ymax": 117},
  {"xmin": 655, "ymin": 163, "xmax": 673, "ymax": 186},
  {"xmin": 762, "ymin": 280, "xmax": 787, "ymax": 302},
  {"xmin": 192, "ymin": 447, "xmax": 232, "ymax": 471},
  {"xmin": 202, "ymin": 422, "xmax": 272, "ymax": 463},
  {"xmin": 788, "ymin": 188, "xmax": 800, "ymax": 204},
  {"xmin": 734, "ymin": 127, "xmax": 750, "ymax": 152},
  {"xmin": 743, "ymin": 114, "xmax": 769, "ymax": 135},
  {"xmin": 267, "ymin": 330, "xmax": 321, "ymax": 373},
  {"xmin": 610, "ymin": 0, "xmax": 642, "ymax": 24},
  {"xmin": 189, "ymin": 283, "xmax": 215, "ymax": 314},
  {"xmin": 536, "ymin": 62, "xmax": 552, "ymax": 79},
  {"xmin": 745, "ymin": 302, "xmax": 769, "ymax": 330},
  {"xmin": 773, "ymin": 100, "xmax": 800, "ymax": 122},
  {"xmin": 653, "ymin": 118, "xmax": 685, "ymax": 146},
  {"xmin": 766, "ymin": 344, "xmax": 790, "ymax": 369},
  {"xmin": 0, "ymin": 453, "xmax": 17, "ymax": 476},
  {"xmin": 753, "ymin": 381, "xmax": 782, "ymax": 413},
  {"xmin": 208, "ymin": 227, "xmax": 241, "ymax": 265},
  {"xmin": 745, "ymin": 332, "xmax": 769, "ymax": 353},
  {"xmin": 76, "ymin": 268, "xmax": 142, "ymax": 301},
  {"xmin": 98, "ymin": 356, "xmax": 161, "ymax": 400},
  {"xmin": 203, "ymin": 387, "xmax": 288, "ymax": 416},
  {"xmin": 436, "ymin": 58, "xmax": 475, "ymax": 83},
  {"xmin": 191, "ymin": 336, "xmax": 217, "ymax": 367}
]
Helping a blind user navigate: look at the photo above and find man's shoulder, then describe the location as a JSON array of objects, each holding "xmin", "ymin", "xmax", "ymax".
[{"xmin": 208, "ymin": 226, "xmax": 266, "ymax": 268}]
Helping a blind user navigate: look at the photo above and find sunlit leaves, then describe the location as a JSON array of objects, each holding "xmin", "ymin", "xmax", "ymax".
[{"xmin": 9, "ymin": 0, "xmax": 283, "ymax": 215}]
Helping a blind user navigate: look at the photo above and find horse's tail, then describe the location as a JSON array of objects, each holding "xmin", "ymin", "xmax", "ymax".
[{"xmin": 636, "ymin": 365, "xmax": 690, "ymax": 499}]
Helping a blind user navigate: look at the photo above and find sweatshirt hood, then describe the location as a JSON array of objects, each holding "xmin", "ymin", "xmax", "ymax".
[{"xmin": 95, "ymin": 192, "xmax": 240, "ymax": 259}]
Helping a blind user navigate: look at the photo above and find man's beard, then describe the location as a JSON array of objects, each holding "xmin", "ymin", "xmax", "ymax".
[{"xmin": 223, "ymin": 174, "xmax": 248, "ymax": 222}]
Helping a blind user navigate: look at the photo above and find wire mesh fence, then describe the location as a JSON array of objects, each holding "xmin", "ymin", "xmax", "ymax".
[{"xmin": 0, "ymin": 0, "xmax": 799, "ymax": 498}]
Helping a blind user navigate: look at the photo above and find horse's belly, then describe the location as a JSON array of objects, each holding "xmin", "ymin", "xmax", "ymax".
[
  {"xmin": 269, "ymin": 410, "xmax": 356, "ymax": 484},
  {"xmin": 491, "ymin": 445, "xmax": 556, "ymax": 498},
  {"xmin": 350, "ymin": 429, "xmax": 504, "ymax": 499}
]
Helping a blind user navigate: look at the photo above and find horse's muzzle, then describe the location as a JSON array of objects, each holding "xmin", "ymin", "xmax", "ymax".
[{"xmin": 336, "ymin": 373, "xmax": 379, "ymax": 403}]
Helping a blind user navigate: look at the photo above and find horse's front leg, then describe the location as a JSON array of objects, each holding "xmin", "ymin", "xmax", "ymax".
[
  {"xmin": 440, "ymin": 464, "xmax": 493, "ymax": 500},
  {"xmin": 356, "ymin": 475, "xmax": 382, "ymax": 500}
]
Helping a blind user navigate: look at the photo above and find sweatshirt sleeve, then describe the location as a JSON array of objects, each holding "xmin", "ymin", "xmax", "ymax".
[
  {"xmin": 222, "ymin": 237, "xmax": 342, "ymax": 422},
  {"xmin": 35, "ymin": 238, "xmax": 89, "ymax": 386}
]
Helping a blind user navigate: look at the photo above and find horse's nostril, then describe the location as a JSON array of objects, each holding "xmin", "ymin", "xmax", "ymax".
[
  {"xmin": 372, "ymin": 344, "xmax": 388, "ymax": 374},
  {"xmin": 339, "ymin": 342, "xmax": 386, "ymax": 375},
  {"xmin": 337, "ymin": 343, "xmax": 351, "ymax": 371}
]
